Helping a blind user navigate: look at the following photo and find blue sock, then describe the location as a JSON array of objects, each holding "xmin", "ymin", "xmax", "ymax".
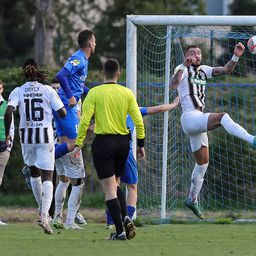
[
  {"xmin": 106, "ymin": 209, "xmax": 114, "ymax": 225},
  {"xmin": 127, "ymin": 205, "xmax": 136, "ymax": 219},
  {"xmin": 55, "ymin": 142, "xmax": 69, "ymax": 159}
]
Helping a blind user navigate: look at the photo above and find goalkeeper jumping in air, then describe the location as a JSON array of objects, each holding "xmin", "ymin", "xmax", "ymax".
[{"xmin": 170, "ymin": 42, "xmax": 256, "ymax": 219}]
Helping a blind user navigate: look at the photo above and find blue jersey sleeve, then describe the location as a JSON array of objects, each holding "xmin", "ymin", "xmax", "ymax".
[
  {"xmin": 56, "ymin": 68, "xmax": 73, "ymax": 99},
  {"xmin": 140, "ymin": 107, "xmax": 148, "ymax": 116},
  {"xmin": 64, "ymin": 57, "xmax": 85, "ymax": 75}
]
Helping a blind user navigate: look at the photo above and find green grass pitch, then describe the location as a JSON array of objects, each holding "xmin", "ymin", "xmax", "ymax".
[{"xmin": 1, "ymin": 222, "xmax": 256, "ymax": 256}]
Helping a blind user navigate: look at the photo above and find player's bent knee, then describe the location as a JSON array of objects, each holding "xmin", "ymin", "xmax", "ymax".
[
  {"xmin": 194, "ymin": 146, "xmax": 209, "ymax": 165},
  {"xmin": 210, "ymin": 112, "xmax": 228, "ymax": 125},
  {"xmin": 196, "ymin": 158, "xmax": 209, "ymax": 165},
  {"xmin": 59, "ymin": 175, "xmax": 70, "ymax": 183},
  {"xmin": 70, "ymin": 178, "xmax": 84, "ymax": 186},
  {"xmin": 105, "ymin": 189, "xmax": 117, "ymax": 201},
  {"xmin": 67, "ymin": 141, "xmax": 76, "ymax": 151},
  {"xmin": 219, "ymin": 112, "xmax": 228, "ymax": 121},
  {"xmin": 29, "ymin": 166, "xmax": 40, "ymax": 177},
  {"xmin": 41, "ymin": 170, "xmax": 53, "ymax": 182},
  {"xmin": 128, "ymin": 184, "xmax": 137, "ymax": 192},
  {"xmin": 220, "ymin": 112, "xmax": 232, "ymax": 123}
]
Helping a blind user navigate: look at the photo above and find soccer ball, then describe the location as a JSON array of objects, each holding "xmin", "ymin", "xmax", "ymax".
[{"xmin": 247, "ymin": 36, "xmax": 256, "ymax": 54}]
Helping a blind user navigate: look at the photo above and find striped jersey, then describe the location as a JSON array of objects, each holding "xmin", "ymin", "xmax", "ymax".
[
  {"xmin": 174, "ymin": 64, "xmax": 213, "ymax": 113},
  {"xmin": 8, "ymin": 81, "xmax": 64, "ymax": 144}
]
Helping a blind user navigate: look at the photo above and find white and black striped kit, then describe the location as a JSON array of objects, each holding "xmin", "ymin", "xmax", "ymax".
[
  {"xmin": 187, "ymin": 66, "xmax": 207, "ymax": 108},
  {"xmin": 175, "ymin": 64, "xmax": 213, "ymax": 113},
  {"xmin": 7, "ymin": 81, "xmax": 64, "ymax": 144}
]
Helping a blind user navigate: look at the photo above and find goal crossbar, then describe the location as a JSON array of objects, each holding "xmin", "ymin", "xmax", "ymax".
[{"xmin": 127, "ymin": 15, "xmax": 256, "ymax": 26}]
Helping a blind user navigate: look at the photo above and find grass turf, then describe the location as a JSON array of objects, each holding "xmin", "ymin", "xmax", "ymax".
[{"xmin": 0, "ymin": 222, "xmax": 256, "ymax": 256}]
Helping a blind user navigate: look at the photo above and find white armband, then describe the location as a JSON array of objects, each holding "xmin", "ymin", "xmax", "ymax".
[{"xmin": 231, "ymin": 55, "xmax": 239, "ymax": 62}]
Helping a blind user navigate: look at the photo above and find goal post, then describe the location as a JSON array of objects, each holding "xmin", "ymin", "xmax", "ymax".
[{"xmin": 126, "ymin": 15, "xmax": 256, "ymax": 220}]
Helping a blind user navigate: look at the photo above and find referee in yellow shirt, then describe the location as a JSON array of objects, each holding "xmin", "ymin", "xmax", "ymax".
[{"xmin": 75, "ymin": 59, "xmax": 145, "ymax": 240}]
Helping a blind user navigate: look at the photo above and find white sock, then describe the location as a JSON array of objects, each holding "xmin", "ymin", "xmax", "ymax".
[
  {"xmin": 65, "ymin": 185, "xmax": 83, "ymax": 225},
  {"xmin": 189, "ymin": 163, "xmax": 208, "ymax": 203},
  {"xmin": 30, "ymin": 177, "xmax": 42, "ymax": 212},
  {"xmin": 221, "ymin": 113, "xmax": 254, "ymax": 144},
  {"xmin": 41, "ymin": 181, "xmax": 53, "ymax": 220},
  {"xmin": 54, "ymin": 181, "xmax": 69, "ymax": 218}
]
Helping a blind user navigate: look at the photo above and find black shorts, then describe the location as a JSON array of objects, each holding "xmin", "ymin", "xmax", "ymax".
[{"xmin": 91, "ymin": 134, "xmax": 130, "ymax": 180}]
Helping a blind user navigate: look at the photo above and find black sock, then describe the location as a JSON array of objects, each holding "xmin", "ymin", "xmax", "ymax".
[
  {"xmin": 117, "ymin": 186, "xmax": 128, "ymax": 221},
  {"xmin": 106, "ymin": 198, "xmax": 123, "ymax": 235}
]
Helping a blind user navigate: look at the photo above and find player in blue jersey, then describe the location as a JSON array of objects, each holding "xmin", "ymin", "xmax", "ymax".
[
  {"xmin": 106, "ymin": 96, "xmax": 180, "ymax": 227},
  {"xmin": 53, "ymin": 30, "xmax": 95, "ymax": 229},
  {"xmin": 54, "ymin": 29, "xmax": 96, "ymax": 159}
]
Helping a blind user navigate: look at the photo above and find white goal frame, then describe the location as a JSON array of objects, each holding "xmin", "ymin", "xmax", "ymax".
[{"xmin": 126, "ymin": 15, "xmax": 256, "ymax": 219}]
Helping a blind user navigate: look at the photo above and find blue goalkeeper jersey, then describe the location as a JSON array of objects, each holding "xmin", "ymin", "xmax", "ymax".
[
  {"xmin": 126, "ymin": 107, "xmax": 148, "ymax": 149},
  {"xmin": 58, "ymin": 49, "xmax": 88, "ymax": 105}
]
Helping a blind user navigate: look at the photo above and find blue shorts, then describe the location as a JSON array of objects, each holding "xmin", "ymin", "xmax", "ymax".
[
  {"xmin": 121, "ymin": 149, "xmax": 138, "ymax": 185},
  {"xmin": 54, "ymin": 105, "xmax": 79, "ymax": 139}
]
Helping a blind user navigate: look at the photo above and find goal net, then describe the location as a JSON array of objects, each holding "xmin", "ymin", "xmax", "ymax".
[{"xmin": 126, "ymin": 16, "xmax": 256, "ymax": 220}]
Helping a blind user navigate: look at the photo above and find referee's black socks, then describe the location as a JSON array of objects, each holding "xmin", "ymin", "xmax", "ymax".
[
  {"xmin": 117, "ymin": 186, "xmax": 128, "ymax": 221},
  {"xmin": 106, "ymin": 198, "xmax": 124, "ymax": 235}
]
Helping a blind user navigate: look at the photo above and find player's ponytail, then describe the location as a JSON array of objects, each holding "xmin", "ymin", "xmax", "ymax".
[{"xmin": 22, "ymin": 58, "xmax": 48, "ymax": 83}]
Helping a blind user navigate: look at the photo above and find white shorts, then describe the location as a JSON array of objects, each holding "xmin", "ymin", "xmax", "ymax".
[
  {"xmin": 55, "ymin": 151, "xmax": 85, "ymax": 179},
  {"xmin": 181, "ymin": 110, "xmax": 210, "ymax": 152},
  {"xmin": 21, "ymin": 143, "xmax": 54, "ymax": 170}
]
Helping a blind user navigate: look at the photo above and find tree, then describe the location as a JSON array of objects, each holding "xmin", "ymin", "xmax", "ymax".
[
  {"xmin": 53, "ymin": 0, "xmax": 102, "ymax": 66},
  {"xmin": 0, "ymin": 0, "xmax": 35, "ymax": 68},
  {"xmin": 0, "ymin": 0, "xmax": 102, "ymax": 68},
  {"xmin": 230, "ymin": 0, "xmax": 256, "ymax": 15},
  {"xmin": 34, "ymin": 0, "xmax": 56, "ymax": 66},
  {"xmin": 93, "ymin": 0, "xmax": 206, "ymax": 67}
]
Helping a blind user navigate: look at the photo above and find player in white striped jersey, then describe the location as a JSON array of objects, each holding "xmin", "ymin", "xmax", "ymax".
[
  {"xmin": 53, "ymin": 99, "xmax": 87, "ymax": 230},
  {"xmin": 4, "ymin": 59, "xmax": 66, "ymax": 234},
  {"xmin": 170, "ymin": 43, "xmax": 256, "ymax": 219}
]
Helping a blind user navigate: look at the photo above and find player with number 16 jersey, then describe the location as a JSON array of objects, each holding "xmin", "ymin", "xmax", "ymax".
[
  {"xmin": 4, "ymin": 60, "xmax": 66, "ymax": 235},
  {"xmin": 7, "ymin": 81, "xmax": 64, "ymax": 170}
]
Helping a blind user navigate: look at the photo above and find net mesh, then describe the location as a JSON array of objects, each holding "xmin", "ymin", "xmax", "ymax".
[{"xmin": 135, "ymin": 24, "xmax": 256, "ymax": 219}]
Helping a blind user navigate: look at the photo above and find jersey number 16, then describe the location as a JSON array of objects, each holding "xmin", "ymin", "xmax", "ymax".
[{"xmin": 24, "ymin": 98, "xmax": 44, "ymax": 121}]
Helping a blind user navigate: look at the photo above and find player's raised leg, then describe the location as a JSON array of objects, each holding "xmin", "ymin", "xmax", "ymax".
[{"xmin": 207, "ymin": 112, "xmax": 255, "ymax": 147}]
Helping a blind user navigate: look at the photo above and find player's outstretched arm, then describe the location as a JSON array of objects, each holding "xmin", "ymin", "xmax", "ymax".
[
  {"xmin": 212, "ymin": 42, "xmax": 245, "ymax": 77},
  {"xmin": 147, "ymin": 96, "xmax": 180, "ymax": 114}
]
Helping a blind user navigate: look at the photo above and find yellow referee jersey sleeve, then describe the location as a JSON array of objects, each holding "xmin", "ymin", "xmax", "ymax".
[{"xmin": 75, "ymin": 90, "xmax": 96, "ymax": 146}]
